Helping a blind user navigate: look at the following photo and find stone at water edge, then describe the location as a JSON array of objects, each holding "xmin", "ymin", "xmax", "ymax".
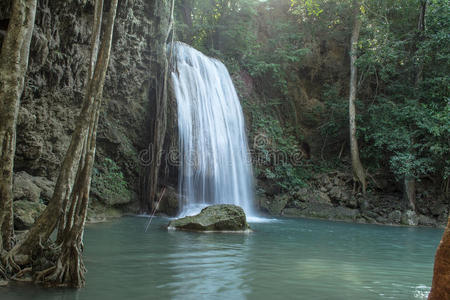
[{"xmin": 168, "ymin": 204, "xmax": 250, "ymax": 231}]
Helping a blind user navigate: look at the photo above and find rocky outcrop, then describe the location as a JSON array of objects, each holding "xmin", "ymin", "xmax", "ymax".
[
  {"xmin": 13, "ymin": 171, "xmax": 54, "ymax": 203},
  {"xmin": 256, "ymin": 171, "xmax": 446, "ymax": 227},
  {"xmin": 168, "ymin": 204, "xmax": 250, "ymax": 232}
]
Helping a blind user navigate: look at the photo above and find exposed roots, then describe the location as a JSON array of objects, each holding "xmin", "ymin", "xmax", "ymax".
[
  {"xmin": 0, "ymin": 264, "xmax": 7, "ymax": 279},
  {"xmin": 36, "ymin": 242, "xmax": 86, "ymax": 288},
  {"xmin": 3, "ymin": 250, "xmax": 21, "ymax": 273},
  {"xmin": 11, "ymin": 267, "xmax": 32, "ymax": 282},
  {"xmin": 34, "ymin": 265, "xmax": 56, "ymax": 283}
]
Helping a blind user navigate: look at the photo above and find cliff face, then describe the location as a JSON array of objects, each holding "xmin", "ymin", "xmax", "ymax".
[{"xmin": 0, "ymin": 0, "xmax": 170, "ymax": 222}]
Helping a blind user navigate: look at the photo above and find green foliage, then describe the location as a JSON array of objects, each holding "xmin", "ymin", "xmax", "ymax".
[
  {"xmin": 291, "ymin": 0, "xmax": 323, "ymax": 17},
  {"xmin": 355, "ymin": 0, "xmax": 450, "ymax": 183},
  {"xmin": 244, "ymin": 99, "xmax": 311, "ymax": 191},
  {"xmin": 176, "ymin": 0, "xmax": 450, "ymax": 192},
  {"xmin": 92, "ymin": 158, "xmax": 131, "ymax": 204}
]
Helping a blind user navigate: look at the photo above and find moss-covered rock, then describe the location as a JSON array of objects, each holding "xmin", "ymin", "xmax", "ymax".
[{"xmin": 168, "ymin": 204, "xmax": 250, "ymax": 232}]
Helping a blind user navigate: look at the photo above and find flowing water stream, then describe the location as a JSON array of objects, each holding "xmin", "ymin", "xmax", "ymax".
[
  {"xmin": 171, "ymin": 42, "xmax": 254, "ymax": 217},
  {"xmin": 2, "ymin": 217, "xmax": 442, "ymax": 300}
]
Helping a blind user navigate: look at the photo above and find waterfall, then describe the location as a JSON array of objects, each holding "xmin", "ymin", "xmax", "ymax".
[{"xmin": 171, "ymin": 42, "xmax": 254, "ymax": 217}]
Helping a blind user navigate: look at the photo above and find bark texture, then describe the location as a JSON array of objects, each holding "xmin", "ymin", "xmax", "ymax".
[
  {"xmin": 0, "ymin": 0, "xmax": 37, "ymax": 252},
  {"xmin": 428, "ymin": 215, "xmax": 450, "ymax": 300},
  {"xmin": 348, "ymin": 2, "xmax": 366, "ymax": 194}
]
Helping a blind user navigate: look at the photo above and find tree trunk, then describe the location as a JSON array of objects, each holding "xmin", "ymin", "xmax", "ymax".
[
  {"xmin": 181, "ymin": 0, "xmax": 193, "ymax": 43},
  {"xmin": 404, "ymin": 0, "xmax": 427, "ymax": 212},
  {"xmin": 0, "ymin": 0, "xmax": 37, "ymax": 252},
  {"xmin": 146, "ymin": 0, "xmax": 175, "ymax": 213},
  {"xmin": 56, "ymin": 0, "xmax": 103, "ymax": 245},
  {"xmin": 403, "ymin": 176, "xmax": 416, "ymax": 211},
  {"xmin": 348, "ymin": 1, "xmax": 366, "ymax": 194},
  {"xmin": 28, "ymin": 0, "xmax": 117, "ymax": 288},
  {"xmin": 428, "ymin": 215, "xmax": 450, "ymax": 300},
  {"xmin": 12, "ymin": 0, "xmax": 117, "ymax": 260}
]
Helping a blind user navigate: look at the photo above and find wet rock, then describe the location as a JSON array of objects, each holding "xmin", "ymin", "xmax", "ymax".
[
  {"xmin": 168, "ymin": 204, "xmax": 250, "ymax": 231},
  {"xmin": 358, "ymin": 197, "xmax": 370, "ymax": 212},
  {"xmin": 260, "ymin": 194, "xmax": 289, "ymax": 215},
  {"xmin": 346, "ymin": 196, "xmax": 358, "ymax": 209},
  {"xmin": 401, "ymin": 210, "xmax": 419, "ymax": 226},
  {"xmin": 387, "ymin": 210, "xmax": 402, "ymax": 224},
  {"xmin": 283, "ymin": 204, "xmax": 359, "ymax": 222},
  {"xmin": 157, "ymin": 186, "xmax": 179, "ymax": 216},
  {"xmin": 86, "ymin": 200, "xmax": 123, "ymax": 223},
  {"xmin": 13, "ymin": 200, "xmax": 46, "ymax": 230},
  {"xmin": 418, "ymin": 214, "xmax": 437, "ymax": 227}
]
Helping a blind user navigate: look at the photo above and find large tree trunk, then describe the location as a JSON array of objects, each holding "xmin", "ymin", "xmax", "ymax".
[
  {"xmin": 0, "ymin": 0, "xmax": 37, "ymax": 253},
  {"xmin": 56, "ymin": 0, "xmax": 104, "ymax": 245},
  {"xmin": 145, "ymin": 0, "xmax": 175, "ymax": 213},
  {"xmin": 27, "ymin": 0, "xmax": 117, "ymax": 288},
  {"xmin": 428, "ymin": 215, "xmax": 450, "ymax": 300},
  {"xmin": 12, "ymin": 0, "xmax": 117, "ymax": 261},
  {"xmin": 348, "ymin": 1, "xmax": 366, "ymax": 194}
]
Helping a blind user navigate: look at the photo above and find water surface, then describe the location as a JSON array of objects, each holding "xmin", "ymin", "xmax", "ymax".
[{"xmin": 2, "ymin": 217, "xmax": 442, "ymax": 300}]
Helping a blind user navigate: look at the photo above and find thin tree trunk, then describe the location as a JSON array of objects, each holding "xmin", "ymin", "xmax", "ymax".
[
  {"xmin": 428, "ymin": 215, "xmax": 450, "ymax": 300},
  {"xmin": 349, "ymin": 1, "xmax": 366, "ymax": 194},
  {"xmin": 404, "ymin": 176, "xmax": 416, "ymax": 211},
  {"xmin": 0, "ymin": 0, "xmax": 37, "ymax": 252},
  {"xmin": 181, "ymin": 0, "xmax": 193, "ymax": 43},
  {"xmin": 404, "ymin": 0, "xmax": 427, "ymax": 211},
  {"xmin": 13, "ymin": 0, "xmax": 117, "ymax": 260}
]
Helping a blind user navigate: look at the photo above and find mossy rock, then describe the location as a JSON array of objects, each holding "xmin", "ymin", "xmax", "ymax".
[{"xmin": 168, "ymin": 204, "xmax": 250, "ymax": 232}]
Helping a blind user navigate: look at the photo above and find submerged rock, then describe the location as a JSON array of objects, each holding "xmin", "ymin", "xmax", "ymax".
[{"xmin": 168, "ymin": 204, "xmax": 250, "ymax": 232}]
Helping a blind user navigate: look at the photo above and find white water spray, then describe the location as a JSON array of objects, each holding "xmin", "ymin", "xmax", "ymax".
[{"xmin": 171, "ymin": 42, "xmax": 254, "ymax": 217}]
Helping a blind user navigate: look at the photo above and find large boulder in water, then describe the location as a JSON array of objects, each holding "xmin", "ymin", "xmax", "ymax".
[{"xmin": 168, "ymin": 204, "xmax": 250, "ymax": 232}]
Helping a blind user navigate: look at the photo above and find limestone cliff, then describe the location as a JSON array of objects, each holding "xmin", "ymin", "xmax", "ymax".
[{"xmin": 0, "ymin": 0, "xmax": 170, "ymax": 223}]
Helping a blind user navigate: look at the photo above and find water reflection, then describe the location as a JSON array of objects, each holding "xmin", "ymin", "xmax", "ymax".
[
  {"xmin": 0, "ymin": 216, "xmax": 444, "ymax": 300},
  {"xmin": 164, "ymin": 231, "xmax": 250, "ymax": 299}
]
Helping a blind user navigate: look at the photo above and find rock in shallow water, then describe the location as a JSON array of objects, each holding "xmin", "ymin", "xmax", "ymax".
[{"xmin": 168, "ymin": 204, "xmax": 250, "ymax": 232}]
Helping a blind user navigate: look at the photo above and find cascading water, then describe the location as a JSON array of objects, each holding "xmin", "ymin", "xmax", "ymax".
[{"xmin": 171, "ymin": 42, "xmax": 254, "ymax": 217}]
